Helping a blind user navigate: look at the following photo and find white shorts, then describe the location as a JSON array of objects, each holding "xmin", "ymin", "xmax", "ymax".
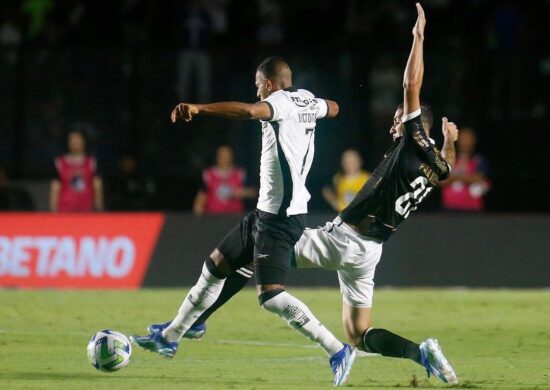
[{"xmin": 294, "ymin": 217, "xmax": 383, "ymax": 308}]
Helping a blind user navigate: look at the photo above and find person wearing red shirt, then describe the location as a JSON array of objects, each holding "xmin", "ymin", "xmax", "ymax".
[
  {"xmin": 441, "ymin": 127, "xmax": 491, "ymax": 211},
  {"xmin": 49, "ymin": 131, "xmax": 104, "ymax": 212},
  {"xmin": 193, "ymin": 145, "xmax": 256, "ymax": 215}
]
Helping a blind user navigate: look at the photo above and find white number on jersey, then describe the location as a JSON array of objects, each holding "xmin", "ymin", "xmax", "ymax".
[{"xmin": 395, "ymin": 176, "xmax": 433, "ymax": 219}]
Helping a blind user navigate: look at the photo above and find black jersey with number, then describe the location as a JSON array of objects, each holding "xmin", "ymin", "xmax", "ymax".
[{"xmin": 339, "ymin": 111, "xmax": 450, "ymax": 241}]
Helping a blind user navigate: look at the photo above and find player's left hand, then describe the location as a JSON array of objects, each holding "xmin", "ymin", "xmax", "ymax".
[
  {"xmin": 412, "ymin": 3, "xmax": 426, "ymax": 39},
  {"xmin": 442, "ymin": 117, "xmax": 458, "ymax": 142},
  {"xmin": 171, "ymin": 103, "xmax": 199, "ymax": 123}
]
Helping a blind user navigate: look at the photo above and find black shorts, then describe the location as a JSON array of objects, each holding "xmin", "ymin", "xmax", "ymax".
[{"xmin": 217, "ymin": 209, "xmax": 306, "ymax": 285}]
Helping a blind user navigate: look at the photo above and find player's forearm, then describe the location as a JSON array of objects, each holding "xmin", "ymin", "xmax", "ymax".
[
  {"xmin": 441, "ymin": 138, "xmax": 456, "ymax": 171},
  {"xmin": 196, "ymin": 102, "xmax": 259, "ymax": 120},
  {"xmin": 403, "ymin": 35, "xmax": 424, "ymax": 105},
  {"xmin": 403, "ymin": 3, "xmax": 426, "ymax": 115}
]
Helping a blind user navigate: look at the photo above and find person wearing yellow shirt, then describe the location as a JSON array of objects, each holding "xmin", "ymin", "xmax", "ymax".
[{"xmin": 323, "ymin": 149, "xmax": 369, "ymax": 212}]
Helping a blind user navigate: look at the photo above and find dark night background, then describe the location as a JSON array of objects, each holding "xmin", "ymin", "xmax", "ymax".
[{"xmin": 0, "ymin": 0, "xmax": 548, "ymax": 212}]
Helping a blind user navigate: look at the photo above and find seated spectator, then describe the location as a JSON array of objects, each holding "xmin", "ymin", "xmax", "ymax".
[
  {"xmin": 107, "ymin": 154, "xmax": 157, "ymax": 211},
  {"xmin": 322, "ymin": 149, "xmax": 370, "ymax": 212},
  {"xmin": 441, "ymin": 127, "xmax": 491, "ymax": 211},
  {"xmin": 50, "ymin": 130, "xmax": 103, "ymax": 212},
  {"xmin": 0, "ymin": 166, "xmax": 34, "ymax": 211},
  {"xmin": 193, "ymin": 145, "xmax": 256, "ymax": 215}
]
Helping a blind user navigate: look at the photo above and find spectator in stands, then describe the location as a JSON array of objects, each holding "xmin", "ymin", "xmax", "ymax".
[
  {"xmin": 107, "ymin": 154, "xmax": 156, "ymax": 211},
  {"xmin": 193, "ymin": 145, "xmax": 256, "ymax": 215},
  {"xmin": 322, "ymin": 149, "xmax": 369, "ymax": 212},
  {"xmin": 256, "ymin": 0, "xmax": 283, "ymax": 47},
  {"xmin": 49, "ymin": 130, "xmax": 103, "ymax": 212},
  {"xmin": 441, "ymin": 127, "xmax": 491, "ymax": 212},
  {"xmin": 0, "ymin": 166, "xmax": 34, "ymax": 210},
  {"xmin": 175, "ymin": 0, "xmax": 213, "ymax": 103}
]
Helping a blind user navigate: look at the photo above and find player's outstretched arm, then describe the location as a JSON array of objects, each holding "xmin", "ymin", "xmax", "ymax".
[
  {"xmin": 171, "ymin": 101, "xmax": 272, "ymax": 123},
  {"xmin": 402, "ymin": 3, "xmax": 426, "ymax": 117}
]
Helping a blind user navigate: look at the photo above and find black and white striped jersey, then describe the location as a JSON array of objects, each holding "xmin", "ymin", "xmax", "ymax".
[
  {"xmin": 257, "ymin": 87, "xmax": 329, "ymax": 216},
  {"xmin": 339, "ymin": 109, "xmax": 451, "ymax": 241}
]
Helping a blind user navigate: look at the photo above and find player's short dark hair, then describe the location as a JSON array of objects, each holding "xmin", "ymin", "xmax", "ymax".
[
  {"xmin": 396, "ymin": 103, "xmax": 433, "ymax": 129},
  {"xmin": 257, "ymin": 56, "xmax": 290, "ymax": 80}
]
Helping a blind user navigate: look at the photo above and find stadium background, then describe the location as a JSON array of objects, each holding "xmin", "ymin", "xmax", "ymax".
[
  {"xmin": 0, "ymin": 0, "xmax": 549, "ymax": 289},
  {"xmin": 1, "ymin": 2, "xmax": 550, "ymax": 389}
]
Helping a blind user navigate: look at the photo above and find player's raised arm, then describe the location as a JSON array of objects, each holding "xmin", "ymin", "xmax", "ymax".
[
  {"xmin": 402, "ymin": 3, "xmax": 426, "ymax": 117},
  {"xmin": 171, "ymin": 101, "xmax": 272, "ymax": 123}
]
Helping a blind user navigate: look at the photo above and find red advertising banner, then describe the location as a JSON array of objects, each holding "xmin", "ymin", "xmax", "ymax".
[{"xmin": 0, "ymin": 213, "xmax": 164, "ymax": 289}]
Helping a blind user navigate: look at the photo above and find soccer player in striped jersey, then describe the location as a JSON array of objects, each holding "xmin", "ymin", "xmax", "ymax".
[
  {"xmin": 155, "ymin": 3, "xmax": 459, "ymax": 385},
  {"xmin": 131, "ymin": 56, "xmax": 356, "ymax": 386}
]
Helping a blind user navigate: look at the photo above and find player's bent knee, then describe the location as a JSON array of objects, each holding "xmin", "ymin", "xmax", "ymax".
[
  {"xmin": 209, "ymin": 249, "xmax": 225, "ymax": 265},
  {"xmin": 207, "ymin": 249, "xmax": 232, "ymax": 277},
  {"xmin": 258, "ymin": 288, "xmax": 285, "ymax": 307}
]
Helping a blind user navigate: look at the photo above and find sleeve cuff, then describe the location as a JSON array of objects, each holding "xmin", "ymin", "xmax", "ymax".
[
  {"xmin": 401, "ymin": 108, "xmax": 421, "ymax": 123},
  {"xmin": 264, "ymin": 101, "xmax": 274, "ymax": 121}
]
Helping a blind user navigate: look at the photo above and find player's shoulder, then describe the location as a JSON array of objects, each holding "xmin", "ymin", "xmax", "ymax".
[
  {"xmin": 296, "ymin": 88, "xmax": 316, "ymax": 98},
  {"xmin": 264, "ymin": 88, "xmax": 293, "ymax": 103},
  {"xmin": 274, "ymin": 87, "xmax": 317, "ymax": 99},
  {"xmin": 402, "ymin": 109, "xmax": 429, "ymax": 143}
]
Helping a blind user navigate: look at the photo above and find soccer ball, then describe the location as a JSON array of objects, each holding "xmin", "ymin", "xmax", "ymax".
[{"xmin": 87, "ymin": 330, "xmax": 132, "ymax": 372}]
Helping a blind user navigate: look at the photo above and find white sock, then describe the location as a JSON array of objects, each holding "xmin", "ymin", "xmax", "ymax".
[
  {"xmin": 162, "ymin": 263, "xmax": 225, "ymax": 343},
  {"xmin": 261, "ymin": 291, "xmax": 344, "ymax": 356}
]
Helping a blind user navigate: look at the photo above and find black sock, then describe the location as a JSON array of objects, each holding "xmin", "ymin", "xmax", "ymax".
[
  {"xmin": 192, "ymin": 267, "xmax": 252, "ymax": 326},
  {"xmin": 363, "ymin": 328, "xmax": 422, "ymax": 365}
]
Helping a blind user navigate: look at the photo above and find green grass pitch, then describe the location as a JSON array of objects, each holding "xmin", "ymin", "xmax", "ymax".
[{"xmin": 1, "ymin": 288, "xmax": 549, "ymax": 389}]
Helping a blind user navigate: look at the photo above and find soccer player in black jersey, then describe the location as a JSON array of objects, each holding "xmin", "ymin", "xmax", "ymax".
[
  {"xmin": 148, "ymin": 3, "xmax": 459, "ymax": 384},
  {"xmin": 295, "ymin": 4, "xmax": 459, "ymax": 383}
]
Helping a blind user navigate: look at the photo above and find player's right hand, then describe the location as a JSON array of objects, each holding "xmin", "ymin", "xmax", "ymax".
[
  {"xmin": 442, "ymin": 117, "xmax": 459, "ymax": 142},
  {"xmin": 171, "ymin": 103, "xmax": 199, "ymax": 123}
]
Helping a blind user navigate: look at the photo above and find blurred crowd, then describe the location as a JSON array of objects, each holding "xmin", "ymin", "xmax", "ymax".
[
  {"xmin": 0, "ymin": 0, "xmax": 548, "ymax": 212},
  {"xmin": 0, "ymin": 126, "xmax": 492, "ymax": 214}
]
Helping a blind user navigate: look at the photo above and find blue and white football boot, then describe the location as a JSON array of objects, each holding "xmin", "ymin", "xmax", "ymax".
[
  {"xmin": 129, "ymin": 331, "xmax": 179, "ymax": 358},
  {"xmin": 329, "ymin": 344, "xmax": 356, "ymax": 386},
  {"xmin": 147, "ymin": 321, "xmax": 207, "ymax": 340},
  {"xmin": 419, "ymin": 338, "xmax": 458, "ymax": 384}
]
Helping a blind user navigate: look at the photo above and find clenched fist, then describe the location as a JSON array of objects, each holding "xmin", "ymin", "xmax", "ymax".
[
  {"xmin": 442, "ymin": 117, "xmax": 458, "ymax": 142},
  {"xmin": 171, "ymin": 103, "xmax": 199, "ymax": 123}
]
